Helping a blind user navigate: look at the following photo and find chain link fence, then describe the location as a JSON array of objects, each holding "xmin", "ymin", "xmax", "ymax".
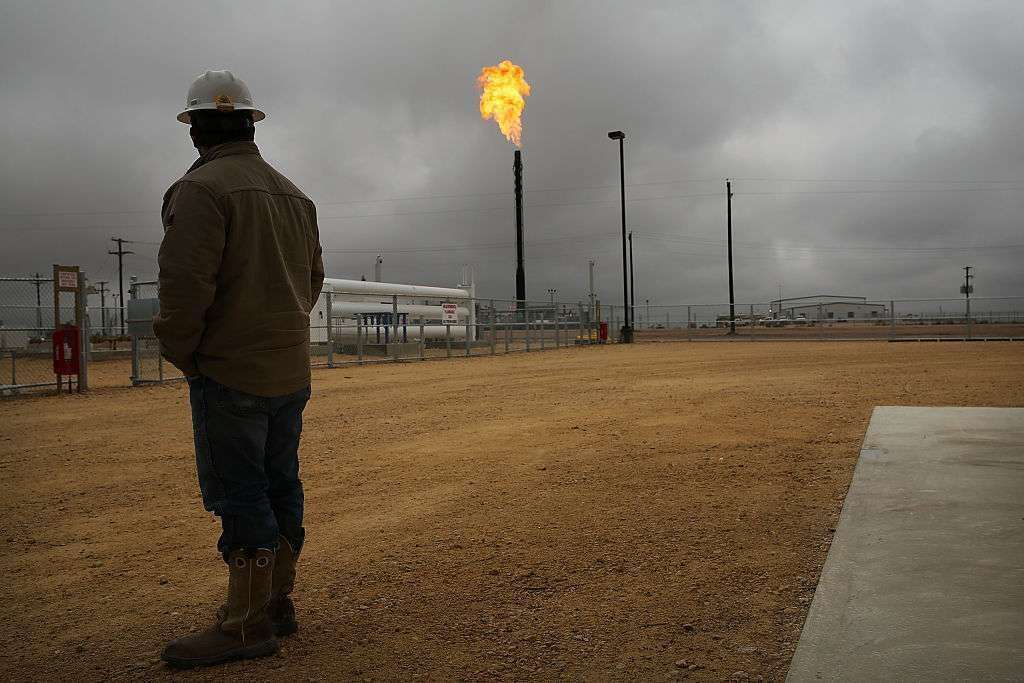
[
  {"xmin": 7, "ymin": 267, "xmax": 1022, "ymax": 394},
  {"xmin": 598, "ymin": 296, "xmax": 1024, "ymax": 342},
  {"xmin": 127, "ymin": 283, "xmax": 605, "ymax": 384},
  {"xmin": 309, "ymin": 291, "xmax": 603, "ymax": 368},
  {"xmin": 0, "ymin": 276, "xmax": 70, "ymax": 394},
  {"xmin": 127, "ymin": 281, "xmax": 183, "ymax": 385}
]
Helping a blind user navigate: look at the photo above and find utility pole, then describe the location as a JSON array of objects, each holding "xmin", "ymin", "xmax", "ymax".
[
  {"xmin": 374, "ymin": 253, "xmax": 383, "ymax": 282},
  {"xmin": 726, "ymin": 179, "xmax": 735, "ymax": 335},
  {"xmin": 628, "ymin": 231, "xmax": 635, "ymax": 335},
  {"xmin": 962, "ymin": 265, "xmax": 974, "ymax": 340},
  {"xmin": 96, "ymin": 281, "xmax": 109, "ymax": 336},
  {"xmin": 109, "ymin": 237, "xmax": 134, "ymax": 336}
]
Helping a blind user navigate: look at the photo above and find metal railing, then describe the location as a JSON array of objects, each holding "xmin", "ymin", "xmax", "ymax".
[
  {"xmin": 597, "ymin": 296, "xmax": 1024, "ymax": 342},
  {"xmin": 129, "ymin": 288, "xmax": 607, "ymax": 385},
  {"xmin": 0, "ymin": 276, "xmax": 66, "ymax": 394}
]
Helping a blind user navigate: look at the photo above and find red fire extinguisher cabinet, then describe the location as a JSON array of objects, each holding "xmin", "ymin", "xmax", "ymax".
[{"xmin": 53, "ymin": 326, "xmax": 81, "ymax": 376}]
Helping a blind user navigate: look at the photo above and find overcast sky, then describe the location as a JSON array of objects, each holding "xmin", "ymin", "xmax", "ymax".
[{"xmin": 2, "ymin": 0, "xmax": 1022, "ymax": 308}]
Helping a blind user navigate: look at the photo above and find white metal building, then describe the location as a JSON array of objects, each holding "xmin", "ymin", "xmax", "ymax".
[{"xmin": 772, "ymin": 295, "xmax": 887, "ymax": 322}]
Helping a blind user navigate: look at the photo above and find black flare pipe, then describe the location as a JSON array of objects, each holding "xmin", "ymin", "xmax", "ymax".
[{"xmin": 514, "ymin": 150, "xmax": 525, "ymax": 313}]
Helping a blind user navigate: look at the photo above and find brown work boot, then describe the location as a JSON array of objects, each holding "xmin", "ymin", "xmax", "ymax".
[
  {"xmin": 215, "ymin": 536, "xmax": 300, "ymax": 636},
  {"xmin": 162, "ymin": 549, "xmax": 278, "ymax": 669},
  {"xmin": 267, "ymin": 535, "xmax": 300, "ymax": 636}
]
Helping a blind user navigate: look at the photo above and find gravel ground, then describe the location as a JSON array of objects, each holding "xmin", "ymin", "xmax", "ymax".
[{"xmin": 2, "ymin": 341, "xmax": 1022, "ymax": 681}]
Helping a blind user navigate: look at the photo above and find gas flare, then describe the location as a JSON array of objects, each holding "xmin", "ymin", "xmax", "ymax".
[{"xmin": 476, "ymin": 60, "xmax": 531, "ymax": 146}]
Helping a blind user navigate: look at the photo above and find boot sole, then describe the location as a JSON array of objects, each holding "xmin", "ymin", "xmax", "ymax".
[{"xmin": 162, "ymin": 638, "xmax": 279, "ymax": 669}]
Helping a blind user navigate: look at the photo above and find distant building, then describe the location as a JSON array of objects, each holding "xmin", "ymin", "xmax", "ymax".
[{"xmin": 771, "ymin": 295, "xmax": 887, "ymax": 322}]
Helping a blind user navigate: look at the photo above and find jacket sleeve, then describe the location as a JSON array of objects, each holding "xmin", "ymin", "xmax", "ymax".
[
  {"xmin": 153, "ymin": 181, "xmax": 226, "ymax": 376},
  {"xmin": 309, "ymin": 205, "xmax": 325, "ymax": 310}
]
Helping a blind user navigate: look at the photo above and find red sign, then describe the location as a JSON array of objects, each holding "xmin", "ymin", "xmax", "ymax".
[{"xmin": 52, "ymin": 326, "xmax": 80, "ymax": 375}]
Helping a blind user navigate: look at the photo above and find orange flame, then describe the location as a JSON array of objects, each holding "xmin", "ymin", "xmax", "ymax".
[{"xmin": 476, "ymin": 60, "xmax": 531, "ymax": 146}]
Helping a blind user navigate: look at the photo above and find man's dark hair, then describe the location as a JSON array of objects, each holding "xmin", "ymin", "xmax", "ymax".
[{"xmin": 189, "ymin": 110, "xmax": 255, "ymax": 150}]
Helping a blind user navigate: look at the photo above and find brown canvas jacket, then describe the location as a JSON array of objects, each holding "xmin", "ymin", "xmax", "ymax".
[{"xmin": 154, "ymin": 142, "xmax": 324, "ymax": 396}]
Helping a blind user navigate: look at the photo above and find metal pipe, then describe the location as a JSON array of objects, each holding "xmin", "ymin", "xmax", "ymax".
[
  {"xmin": 326, "ymin": 292, "xmax": 334, "ymax": 368},
  {"xmin": 514, "ymin": 150, "xmax": 525, "ymax": 313},
  {"xmin": 322, "ymin": 278, "xmax": 470, "ymax": 300},
  {"xmin": 489, "ymin": 300, "xmax": 496, "ymax": 355}
]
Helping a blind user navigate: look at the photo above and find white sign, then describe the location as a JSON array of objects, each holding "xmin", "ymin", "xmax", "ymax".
[
  {"xmin": 58, "ymin": 270, "xmax": 78, "ymax": 289},
  {"xmin": 442, "ymin": 303, "xmax": 459, "ymax": 325}
]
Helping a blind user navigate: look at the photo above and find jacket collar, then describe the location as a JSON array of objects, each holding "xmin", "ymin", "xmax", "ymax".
[
  {"xmin": 185, "ymin": 141, "xmax": 261, "ymax": 175},
  {"xmin": 200, "ymin": 141, "xmax": 261, "ymax": 162}
]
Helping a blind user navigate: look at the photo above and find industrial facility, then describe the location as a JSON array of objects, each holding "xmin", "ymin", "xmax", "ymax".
[{"xmin": 771, "ymin": 295, "xmax": 888, "ymax": 322}]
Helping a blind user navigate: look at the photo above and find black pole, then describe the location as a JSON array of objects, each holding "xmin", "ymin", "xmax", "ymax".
[
  {"xmin": 34, "ymin": 271, "xmax": 42, "ymax": 331},
  {"xmin": 726, "ymin": 180, "xmax": 735, "ymax": 335},
  {"xmin": 608, "ymin": 134, "xmax": 631, "ymax": 343},
  {"xmin": 109, "ymin": 237, "xmax": 134, "ymax": 336},
  {"xmin": 629, "ymin": 230, "xmax": 635, "ymax": 333},
  {"xmin": 97, "ymin": 281, "xmax": 108, "ymax": 336},
  {"xmin": 514, "ymin": 150, "xmax": 525, "ymax": 315}
]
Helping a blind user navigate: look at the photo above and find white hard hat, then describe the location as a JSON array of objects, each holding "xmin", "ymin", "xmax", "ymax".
[{"xmin": 177, "ymin": 70, "xmax": 266, "ymax": 124}]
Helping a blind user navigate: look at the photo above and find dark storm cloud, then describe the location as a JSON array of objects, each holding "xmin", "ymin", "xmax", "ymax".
[{"xmin": 1, "ymin": 0, "xmax": 1022, "ymax": 306}]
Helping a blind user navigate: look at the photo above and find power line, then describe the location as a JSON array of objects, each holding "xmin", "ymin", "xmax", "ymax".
[
  {"xmin": 5, "ymin": 175, "xmax": 1024, "ymax": 219},
  {"xmin": 630, "ymin": 230, "xmax": 1024, "ymax": 252},
  {"xmin": 735, "ymin": 186, "xmax": 1024, "ymax": 196},
  {"xmin": 324, "ymin": 232, "xmax": 619, "ymax": 254},
  {"xmin": 0, "ymin": 178, "xmax": 724, "ymax": 218},
  {"xmin": 318, "ymin": 192, "xmax": 722, "ymax": 221},
  {"xmin": 731, "ymin": 177, "xmax": 1024, "ymax": 184}
]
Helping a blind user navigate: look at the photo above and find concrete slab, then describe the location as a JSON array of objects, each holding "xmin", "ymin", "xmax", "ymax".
[{"xmin": 788, "ymin": 406, "xmax": 1024, "ymax": 682}]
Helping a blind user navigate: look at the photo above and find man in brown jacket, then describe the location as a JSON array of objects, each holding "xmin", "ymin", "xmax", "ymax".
[{"xmin": 155, "ymin": 70, "xmax": 324, "ymax": 669}]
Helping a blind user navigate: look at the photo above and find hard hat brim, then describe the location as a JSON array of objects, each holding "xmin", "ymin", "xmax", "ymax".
[{"xmin": 177, "ymin": 106, "xmax": 266, "ymax": 124}]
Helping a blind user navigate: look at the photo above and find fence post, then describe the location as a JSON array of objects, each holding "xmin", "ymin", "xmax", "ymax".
[
  {"xmin": 555, "ymin": 303, "xmax": 561, "ymax": 348},
  {"xmin": 76, "ymin": 271, "xmax": 88, "ymax": 391},
  {"xmin": 465, "ymin": 302, "xmax": 472, "ymax": 357},
  {"xmin": 489, "ymin": 300, "xmax": 496, "ymax": 355},
  {"xmin": 540, "ymin": 307, "xmax": 546, "ymax": 350},
  {"xmin": 577, "ymin": 302, "xmax": 584, "ymax": 343},
  {"xmin": 356, "ymin": 314, "xmax": 364, "ymax": 365},
  {"xmin": 525, "ymin": 307, "xmax": 531, "ymax": 352},
  {"xmin": 504, "ymin": 311, "xmax": 510, "ymax": 353},
  {"xmin": 11, "ymin": 351, "xmax": 16, "ymax": 386},
  {"xmin": 392, "ymin": 295, "xmax": 400, "ymax": 362},
  {"xmin": 418, "ymin": 319, "xmax": 425, "ymax": 360},
  {"xmin": 687, "ymin": 306, "xmax": 692, "ymax": 341},
  {"xmin": 131, "ymin": 335, "xmax": 141, "ymax": 385},
  {"xmin": 326, "ymin": 291, "xmax": 334, "ymax": 368},
  {"xmin": 445, "ymin": 317, "xmax": 452, "ymax": 358},
  {"xmin": 966, "ymin": 296, "xmax": 972, "ymax": 341},
  {"xmin": 890, "ymin": 300, "xmax": 896, "ymax": 339}
]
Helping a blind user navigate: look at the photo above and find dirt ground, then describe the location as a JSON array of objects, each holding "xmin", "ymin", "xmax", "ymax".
[{"xmin": 2, "ymin": 341, "xmax": 1022, "ymax": 682}]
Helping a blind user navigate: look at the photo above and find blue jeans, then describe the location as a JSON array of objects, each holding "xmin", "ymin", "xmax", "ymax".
[{"xmin": 187, "ymin": 375, "xmax": 310, "ymax": 560}]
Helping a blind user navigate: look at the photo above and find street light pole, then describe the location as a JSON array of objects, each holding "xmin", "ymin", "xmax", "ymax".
[
  {"xmin": 629, "ymin": 230, "xmax": 635, "ymax": 333},
  {"xmin": 608, "ymin": 130, "xmax": 631, "ymax": 343},
  {"xmin": 726, "ymin": 180, "xmax": 735, "ymax": 335}
]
